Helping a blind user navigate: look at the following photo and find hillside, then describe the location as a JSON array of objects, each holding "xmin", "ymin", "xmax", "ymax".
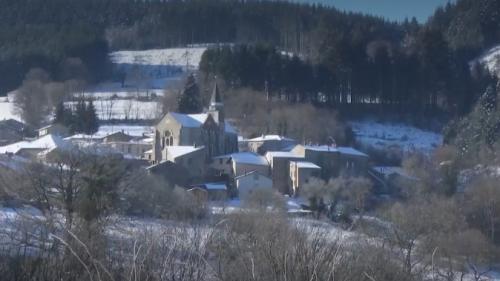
[{"xmin": 473, "ymin": 44, "xmax": 500, "ymax": 78}]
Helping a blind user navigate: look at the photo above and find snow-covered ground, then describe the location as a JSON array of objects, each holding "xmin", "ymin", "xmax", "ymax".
[
  {"xmin": 350, "ymin": 120, "xmax": 443, "ymax": 153},
  {"xmin": 66, "ymin": 99, "xmax": 163, "ymax": 121},
  {"xmin": 0, "ymin": 101, "xmax": 21, "ymax": 122},
  {"xmin": 110, "ymin": 47, "xmax": 206, "ymax": 68},
  {"xmin": 472, "ymin": 44, "xmax": 500, "ymax": 77}
]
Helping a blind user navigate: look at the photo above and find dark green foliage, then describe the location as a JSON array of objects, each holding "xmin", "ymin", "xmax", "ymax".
[
  {"xmin": 54, "ymin": 99, "xmax": 99, "ymax": 135},
  {"xmin": 84, "ymin": 100, "xmax": 99, "ymax": 135},
  {"xmin": 177, "ymin": 74, "xmax": 202, "ymax": 114},
  {"xmin": 444, "ymin": 81, "xmax": 500, "ymax": 157},
  {"xmin": 0, "ymin": 0, "xmax": 499, "ymax": 120},
  {"xmin": 78, "ymin": 154, "xmax": 126, "ymax": 223}
]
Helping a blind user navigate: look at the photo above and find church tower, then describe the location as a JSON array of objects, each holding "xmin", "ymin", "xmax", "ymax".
[
  {"xmin": 208, "ymin": 81, "xmax": 226, "ymax": 155},
  {"xmin": 208, "ymin": 81, "xmax": 224, "ymax": 126}
]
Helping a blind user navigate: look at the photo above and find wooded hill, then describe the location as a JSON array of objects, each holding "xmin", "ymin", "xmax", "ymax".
[{"xmin": 1, "ymin": 0, "xmax": 499, "ymax": 117}]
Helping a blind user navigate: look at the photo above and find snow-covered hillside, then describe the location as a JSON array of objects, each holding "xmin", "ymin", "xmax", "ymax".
[
  {"xmin": 110, "ymin": 47, "xmax": 206, "ymax": 68},
  {"xmin": 472, "ymin": 44, "xmax": 500, "ymax": 77},
  {"xmin": 350, "ymin": 120, "xmax": 443, "ymax": 153}
]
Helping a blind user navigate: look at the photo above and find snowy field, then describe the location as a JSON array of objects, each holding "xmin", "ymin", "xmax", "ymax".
[
  {"xmin": 66, "ymin": 99, "xmax": 163, "ymax": 121},
  {"xmin": 472, "ymin": 44, "xmax": 500, "ymax": 77},
  {"xmin": 350, "ymin": 120, "xmax": 443, "ymax": 153},
  {"xmin": 0, "ymin": 101, "xmax": 21, "ymax": 122},
  {"xmin": 110, "ymin": 47, "xmax": 206, "ymax": 68}
]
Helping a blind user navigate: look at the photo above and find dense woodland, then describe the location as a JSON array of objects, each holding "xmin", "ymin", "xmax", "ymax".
[{"xmin": 1, "ymin": 0, "xmax": 500, "ymax": 118}]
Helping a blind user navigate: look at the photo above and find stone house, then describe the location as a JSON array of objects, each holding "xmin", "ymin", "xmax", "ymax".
[
  {"xmin": 235, "ymin": 171, "xmax": 273, "ymax": 199},
  {"xmin": 265, "ymin": 151, "xmax": 305, "ymax": 195},
  {"xmin": 240, "ymin": 135, "xmax": 297, "ymax": 155},
  {"xmin": 290, "ymin": 145, "xmax": 369, "ymax": 179},
  {"xmin": 211, "ymin": 152, "xmax": 270, "ymax": 178},
  {"xmin": 37, "ymin": 124, "xmax": 69, "ymax": 138},
  {"xmin": 289, "ymin": 161, "xmax": 321, "ymax": 196}
]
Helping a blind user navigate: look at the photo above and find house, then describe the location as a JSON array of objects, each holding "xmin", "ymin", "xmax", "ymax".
[
  {"xmin": 0, "ymin": 134, "xmax": 70, "ymax": 160},
  {"xmin": 235, "ymin": 171, "xmax": 273, "ymax": 199},
  {"xmin": 162, "ymin": 146, "xmax": 207, "ymax": 180},
  {"xmin": 152, "ymin": 82, "xmax": 238, "ymax": 163},
  {"xmin": 265, "ymin": 151, "xmax": 305, "ymax": 195},
  {"xmin": 38, "ymin": 124, "xmax": 69, "ymax": 138},
  {"xmin": 0, "ymin": 119, "xmax": 30, "ymax": 146},
  {"xmin": 291, "ymin": 145, "xmax": 369, "ymax": 179},
  {"xmin": 146, "ymin": 160, "xmax": 190, "ymax": 187},
  {"xmin": 289, "ymin": 161, "xmax": 321, "ymax": 196},
  {"xmin": 240, "ymin": 135, "xmax": 297, "ymax": 155},
  {"xmin": 66, "ymin": 130, "xmax": 153, "ymax": 160},
  {"xmin": 193, "ymin": 183, "xmax": 228, "ymax": 201},
  {"xmin": 211, "ymin": 152, "xmax": 270, "ymax": 177}
]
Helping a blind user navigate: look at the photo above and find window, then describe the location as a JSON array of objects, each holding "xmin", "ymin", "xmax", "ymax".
[{"xmin": 127, "ymin": 145, "xmax": 131, "ymax": 153}]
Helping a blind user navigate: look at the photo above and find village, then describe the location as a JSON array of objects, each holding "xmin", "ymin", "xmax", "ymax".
[{"xmin": 0, "ymin": 80, "xmax": 405, "ymax": 215}]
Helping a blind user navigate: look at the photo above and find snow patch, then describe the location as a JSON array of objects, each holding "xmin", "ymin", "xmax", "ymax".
[
  {"xmin": 350, "ymin": 120, "xmax": 442, "ymax": 153},
  {"xmin": 472, "ymin": 44, "xmax": 500, "ymax": 78}
]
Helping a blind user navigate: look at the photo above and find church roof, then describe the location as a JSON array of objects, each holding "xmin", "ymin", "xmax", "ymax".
[
  {"xmin": 247, "ymin": 135, "xmax": 295, "ymax": 142},
  {"xmin": 170, "ymin": 112, "xmax": 205, "ymax": 128},
  {"xmin": 168, "ymin": 112, "xmax": 237, "ymax": 134},
  {"xmin": 166, "ymin": 145, "xmax": 205, "ymax": 159}
]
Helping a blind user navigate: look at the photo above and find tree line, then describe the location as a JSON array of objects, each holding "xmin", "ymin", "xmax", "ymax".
[{"xmin": 2, "ymin": 0, "xmax": 499, "ymax": 118}]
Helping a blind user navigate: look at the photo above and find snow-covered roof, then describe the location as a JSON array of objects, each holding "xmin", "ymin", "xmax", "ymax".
[
  {"xmin": 169, "ymin": 112, "xmax": 237, "ymax": 134},
  {"xmin": 302, "ymin": 145, "xmax": 368, "ymax": 157},
  {"xmin": 204, "ymin": 183, "xmax": 227, "ymax": 190},
  {"xmin": 0, "ymin": 134, "xmax": 69, "ymax": 154},
  {"xmin": 167, "ymin": 146, "xmax": 204, "ymax": 159},
  {"xmin": 336, "ymin": 147, "xmax": 368, "ymax": 157},
  {"xmin": 291, "ymin": 161, "xmax": 321, "ymax": 169},
  {"xmin": 265, "ymin": 151, "xmax": 303, "ymax": 159},
  {"xmin": 302, "ymin": 145, "xmax": 337, "ymax": 152},
  {"xmin": 247, "ymin": 135, "xmax": 295, "ymax": 142},
  {"xmin": 215, "ymin": 152, "xmax": 269, "ymax": 166},
  {"xmin": 235, "ymin": 170, "xmax": 271, "ymax": 180},
  {"xmin": 170, "ymin": 112, "xmax": 206, "ymax": 128}
]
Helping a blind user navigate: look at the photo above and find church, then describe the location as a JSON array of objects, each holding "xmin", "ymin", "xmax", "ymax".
[{"xmin": 152, "ymin": 82, "xmax": 238, "ymax": 164}]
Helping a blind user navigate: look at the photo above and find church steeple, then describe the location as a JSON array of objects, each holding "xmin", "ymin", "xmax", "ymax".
[
  {"xmin": 208, "ymin": 80, "xmax": 224, "ymax": 127},
  {"xmin": 209, "ymin": 81, "xmax": 223, "ymax": 111}
]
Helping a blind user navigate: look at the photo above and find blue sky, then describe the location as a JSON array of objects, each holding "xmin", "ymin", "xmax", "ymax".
[{"xmin": 294, "ymin": 0, "xmax": 455, "ymax": 22}]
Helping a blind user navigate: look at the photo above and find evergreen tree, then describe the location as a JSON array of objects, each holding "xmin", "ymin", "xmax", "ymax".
[
  {"xmin": 74, "ymin": 99, "xmax": 87, "ymax": 134},
  {"xmin": 53, "ymin": 101, "xmax": 70, "ymax": 126},
  {"xmin": 84, "ymin": 100, "xmax": 99, "ymax": 135},
  {"xmin": 177, "ymin": 74, "xmax": 202, "ymax": 114}
]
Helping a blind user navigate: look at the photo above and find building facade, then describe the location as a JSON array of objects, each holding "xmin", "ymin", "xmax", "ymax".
[{"xmin": 152, "ymin": 83, "xmax": 238, "ymax": 163}]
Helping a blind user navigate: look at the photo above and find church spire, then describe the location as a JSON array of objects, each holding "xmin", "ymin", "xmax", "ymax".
[
  {"xmin": 210, "ymin": 81, "xmax": 222, "ymax": 108},
  {"xmin": 209, "ymin": 79, "xmax": 223, "ymax": 112}
]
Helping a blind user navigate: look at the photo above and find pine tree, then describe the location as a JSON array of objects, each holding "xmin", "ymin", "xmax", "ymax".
[
  {"xmin": 74, "ymin": 99, "xmax": 87, "ymax": 134},
  {"xmin": 85, "ymin": 100, "xmax": 99, "ymax": 135},
  {"xmin": 53, "ymin": 101, "xmax": 69, "ymax": 125},
  {"xmin": 177, "ymin": 73, "xmax": 202, "ymax": 114}
]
